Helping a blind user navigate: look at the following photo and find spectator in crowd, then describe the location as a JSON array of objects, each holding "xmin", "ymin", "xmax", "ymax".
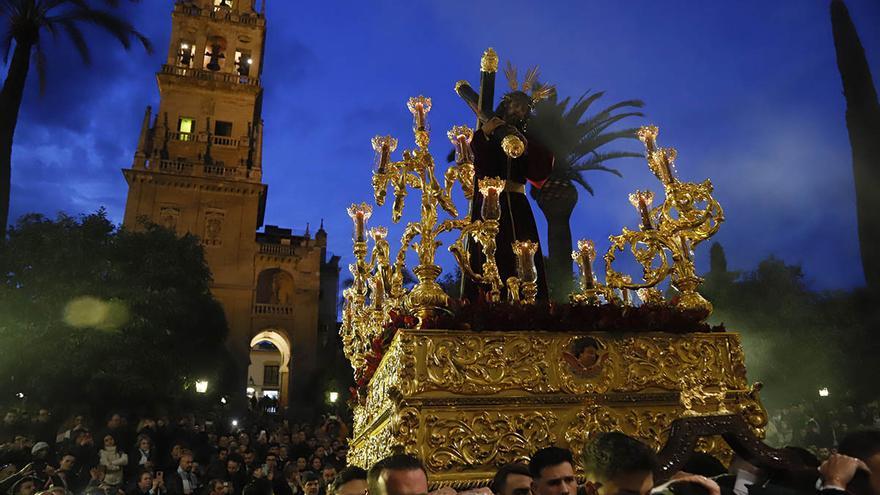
[
  {"xmin": 581, "ymin": 432, "xmax": 656, "ymax": 495},
  {"xmin": 819, "ymin": 430, "xmax": 880, "ymax": 495},
  {"xmin": 321, "ymin": 466, "xmax": 337, "ymax": 491},
  {"xmin": 11, "ymin": 476, "xmax": 37, "ymax": 495},
  {"xmin": 223, "ymin": 458, "xmax": 246, "ymax": 495},
  {"xmin": 277, "ymin": 464, "xmax": 301, "ymax": 495},
  {"xmin": 301, "ymin": 473, "xmax": 320, "ymax": 495},
  {"xmin": 491, "ymin": 463, "xmax": 532, "ymax": 495},
  {"xmin": 48, "ymin": 452, "xmax": 79, "ymax": 493},
  {"xmin": 69, "ymin": 432, "xmax": 97, "ymax": 486},
  {"xmin": 165, "ymin": 451, "xmax": 198, "ymax": 495},
  {"xmin": 529, "ymin": 448, "xmax": 577, "ymax": 495},
  {"xmin": 367, "ymin": 455, "xmax": 426, "ymax": 495},
  {"xmin": 130, "ymin": 436, "xmax": 157, "ymax": 474},
  {"xmin": 205, "ymin": 479, "xmax": 230, "ymax": 495},
  {"xmin": 309, "ymin": 457, "xmax": 323, "ymax": 476},
  {"xmin": 242, "ymin": 466, "xmax": 271, "ymax": 495},
  {"xmin": 98, "ymin": 436, "xmax": 127, "ymax": 488},
  {"xmin": 82, "ymin": 465, "xmax": 113, "ymax": 495},
  {"xmin": 127, "ymin": 470, "xmax": 165, "ymax": 495},
  {"xmin": 329, "ymin": 467, "xmax": 367, "ymax": 495}
]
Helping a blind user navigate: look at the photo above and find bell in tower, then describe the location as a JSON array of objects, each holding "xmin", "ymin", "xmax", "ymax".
[{"xmin": 204, "ymin": 36, "xmax": 227, "ymax": 71}]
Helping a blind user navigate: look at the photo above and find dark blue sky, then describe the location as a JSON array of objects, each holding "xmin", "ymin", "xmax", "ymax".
[{"xmin": 7, "ymin": 1, "xmax": 880, "ymax": 290}]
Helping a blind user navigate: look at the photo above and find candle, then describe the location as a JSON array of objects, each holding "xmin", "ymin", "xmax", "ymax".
[
  {"xmin": 574, "ymin": 239, "xmax": 596, "ymax": 290},
  {"xmin": 407, "ymin": 96, "xmax": 432, "ymax": 133},
  {"xmin": 478, "ymin": 177, "xmax": 504, "ymax": 221},
  {"xmin": 512, "ymin": 241, "xmax": 539, "ymax": 284},
  {"xmin": 347, "ymin": 203, "xmax": 372, "ymax": 243},
  {"xmin": 371, "ymin": 135, "xmax": 397, "ymax": 174},
  {"xmin": 628, "ymin": 190, "xmax": 655, "ymax": 230},
  {"xmin": 447, "ymin": 126, "xmax": 474, "ymax": 165}
]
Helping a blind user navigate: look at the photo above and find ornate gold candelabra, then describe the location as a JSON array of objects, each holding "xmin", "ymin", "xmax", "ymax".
[
  {"xmin": 571, "ymin": 125, "xmax": 723, "ymax": 317},
  {"xmin": 342, "ymin": 96, "xmax": 508, "ymax": 371}
]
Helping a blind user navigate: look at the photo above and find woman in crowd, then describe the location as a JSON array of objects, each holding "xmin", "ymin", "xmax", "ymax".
[{"xmin": 98, "ymin": 435, "xmax": 127, "ymax": 487}]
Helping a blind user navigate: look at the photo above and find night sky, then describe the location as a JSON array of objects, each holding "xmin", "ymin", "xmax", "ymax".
[{"xmin": 7, "ymin": 1, "xmax": 880, "ymax": 290}]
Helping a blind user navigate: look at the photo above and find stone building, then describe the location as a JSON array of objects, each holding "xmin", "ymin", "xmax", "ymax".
[{"xmin": 121, "ymin": 0, "xmax": 339, "ymax": 414}]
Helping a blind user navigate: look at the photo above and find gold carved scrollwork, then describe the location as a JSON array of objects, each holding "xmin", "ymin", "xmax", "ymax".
[
  {"xmin": 350, "ymin": 421, "xmax": 395, "ymax": 469},
  {"xmin": 423, "ymin": 336, "xmax": 554, "ymax": 394},
  {"xmin": 393, "ymin": 407, "xmax": 421, "ymax": 455},
  {"xmin": 565, "ymin": 405, "xmax": 678, "ymax": 462},
  {"xmin": 614, "ymin": 335, "xmax": 738, "ymax": 392},
  {"xmin": 424, "ymin": 411, "xmax": 558, "ymax": 472}
]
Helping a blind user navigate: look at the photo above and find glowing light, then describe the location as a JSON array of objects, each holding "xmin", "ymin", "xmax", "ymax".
[
  {"xmin": 195, "ymin": 380, "xmax": 208, "ymax": 394},
  {"xmin": 63, "ymin": 296, "xmax": 129, "ymax": 331},
  {"xmin": 328, "ymin": 391, "xmax": 339, "ymax": 403},
  {"xmin": 181, "ymin": 43, "xmax": 190, "ymax": 50},
  {"xmin": 819, "ymin": 387, "xmax": 830, "ymax": 397},
  {"xmin": 247, "ymin": 58, "xmax": 253, "ymax": 65},
  {"xmin": 15, "ymin": 392, "xmax": 24, "ymax": 399},
  {"xmin": 246, "ymin": 386, "xmax": 255, "ymax": 395},
  {"xmin": 220, "ymin": 397, "xmax": 227, "ymax": 404},
  {"xmin": 231, "ymin": 419, "xmax": 238, "ymax": 427}
]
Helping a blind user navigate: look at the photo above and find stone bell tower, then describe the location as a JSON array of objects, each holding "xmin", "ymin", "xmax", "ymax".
[{"xmin": 122, "ymin": 1, "xmax": 338, "ymax": 415}]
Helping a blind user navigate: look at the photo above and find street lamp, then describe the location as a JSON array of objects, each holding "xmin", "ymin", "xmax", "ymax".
[
  {"xmin": 819, "ymin": 387, "xmax": 830, "ymax": 398},
  {"xmin": 231, "ymin": 419, "xmax": 238, "ymax": 427},
  {"xmin": 328, "ymin": 391, "xmax": 339, "ymax": 403},
  {"xmin": 195, "ymin": 380, "xmax": 209, "ymax": 394}
]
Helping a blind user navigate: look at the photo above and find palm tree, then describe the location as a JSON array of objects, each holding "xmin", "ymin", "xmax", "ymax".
[
  {"xmin": 528, "ymin": 91, "xmax": 645, "ymax": 301},
  {"xmin": 0, "ymin": 0, "xmax": 152, "ymax": 237}
]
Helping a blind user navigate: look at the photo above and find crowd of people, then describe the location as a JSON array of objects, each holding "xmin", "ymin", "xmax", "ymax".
[
  {"xmin": 1, "ymin": 408, "xmax": 879, "ymax": 495},
  {"xmin": 765, "ymin": 400, "xmax": 880, "ymax": 451},
  {"xmin": 0, "ymin": 409, "xmax": 349, "ymax": 495}
]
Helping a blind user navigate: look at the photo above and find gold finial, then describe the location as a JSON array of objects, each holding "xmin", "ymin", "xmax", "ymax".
[{"xmin": 481, "ymin": 47, "xmax": 499, "ymax": 73}]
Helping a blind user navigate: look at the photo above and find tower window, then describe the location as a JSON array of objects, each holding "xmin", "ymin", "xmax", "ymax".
[
  {"xmin": 178, "ymin": 41, "xmax": 195, "ymax": 68},
  {"xmin": 214, "ymin": 120, "xmax": 233, "ymax": 137},
  {"xmin": 178, "ymin": 118, "xmax": 195, "ymax": 141},
  {"xmin": 235, "ymin": 51, "xmax": 252, "ymax": 77},
  {"xmin": 203, "ymin": 39, "xmax": 226, "ymax": 72}
]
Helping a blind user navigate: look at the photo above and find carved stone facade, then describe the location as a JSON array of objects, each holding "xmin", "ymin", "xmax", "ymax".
[
  {"xmin": 348, "ymin": 330, "xmax": 767, "ymax": 488},
  {"xmin": 121, "ymin": 0, "xmax": 339, "ymax": 414}
]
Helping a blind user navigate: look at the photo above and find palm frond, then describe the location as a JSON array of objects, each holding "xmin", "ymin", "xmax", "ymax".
[
  {"xmin": 58, "ymin": 18, "xmax": 89, "ymax": 63},
  {"xmin": 571, "ymin": 174, "xmax": 595, "ymax": 196},
  {"xmin": 50, "ymin": 6, "xmax": 152, "ymax": 53},
  {"xmin": 573, "ymin": 151, "xmax": 643, "ymax": 170},
  {"xmin": 531, "ymin": 87, "xmax": 645, "ymax": 194}
]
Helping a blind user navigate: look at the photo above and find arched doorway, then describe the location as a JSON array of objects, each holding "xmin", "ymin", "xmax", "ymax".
[{"xmin": 248, "ymin": 330, "xmax": 291, "ymax": 410}]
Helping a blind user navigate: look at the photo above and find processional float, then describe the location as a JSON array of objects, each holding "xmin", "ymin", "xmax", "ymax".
[{"xmin": 341, "ymin": 49, "xmax": 787, "ymax": 488}]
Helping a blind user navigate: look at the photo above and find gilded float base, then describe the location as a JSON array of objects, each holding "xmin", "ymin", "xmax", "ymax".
[{"xmin": 348, "ymin": 329, "xmax": 765, "ymax": 488}]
